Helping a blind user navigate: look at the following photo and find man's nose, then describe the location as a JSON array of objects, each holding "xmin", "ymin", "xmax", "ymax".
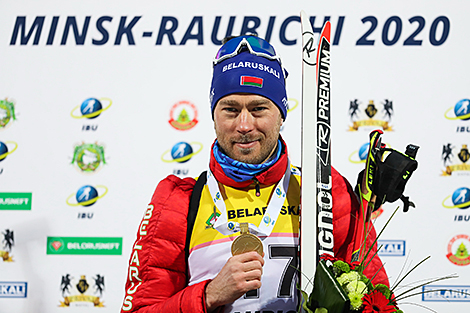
[{"xmin": 236, "ymin": 109, "xmax": 254, "ymax": 134}]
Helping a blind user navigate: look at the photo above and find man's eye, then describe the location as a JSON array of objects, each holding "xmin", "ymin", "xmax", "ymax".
[
  {"xmin": 223, "ymin": 107, "xmax": 238, "ymax": 113},
  {"xmin": 252, "ymin": 107, "xmax": 267, "ymax": 112}
]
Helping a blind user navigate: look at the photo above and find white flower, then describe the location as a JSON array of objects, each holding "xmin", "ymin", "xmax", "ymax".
[{"xmin": 345, "ymin": 280, "xmax": 368, "ymax": 295}]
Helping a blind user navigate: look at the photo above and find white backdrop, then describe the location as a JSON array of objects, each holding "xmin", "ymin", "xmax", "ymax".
[{"xmin": 1, "ymin": 0, "xmax": 469, "ymax": 312}]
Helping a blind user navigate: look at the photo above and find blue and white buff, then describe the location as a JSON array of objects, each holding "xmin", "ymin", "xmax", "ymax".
[{"xmin": 213, "ymin": 139, "xmax": 282, "ymax": 182}]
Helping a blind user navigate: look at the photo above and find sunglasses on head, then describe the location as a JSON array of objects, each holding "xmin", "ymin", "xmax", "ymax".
[{"xmin": 213, "ymin": 35, "xmax": 284, "ymax": 71}]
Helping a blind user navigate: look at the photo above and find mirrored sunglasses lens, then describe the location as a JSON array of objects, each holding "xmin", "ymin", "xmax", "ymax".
[
  {"xmin": 215, "ymin": 37, "xmax": 244, "ymax": 59},
  {"xmin": 245, "ymin": 37, "xmax": 276, "ymax": 56}
]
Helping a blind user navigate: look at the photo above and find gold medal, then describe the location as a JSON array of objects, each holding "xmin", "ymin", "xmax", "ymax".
[{"xmin": 231, "ymin": 223, "xmax": 263, "ymax": 256}]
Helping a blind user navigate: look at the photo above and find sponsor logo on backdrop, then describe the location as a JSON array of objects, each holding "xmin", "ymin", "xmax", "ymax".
[
  {"xmin": 161, "ymin": 142, "xmax": 203, "ymax": 164},
  {"xmin": 71, "ymin": 142, "xmax": 106, "ymax": 173},
  {"xmin": 280, "ymin": 98, "xmax": 299, "ymax": 132},
  {"xmin": 444, "ymin": 99, "xmax": 470, "ymax": 133},
  {"xmin": 348, "ymin": 143, "xmax": 369, "ymax": 164},
  {"xmin": 287, "ymin": 98, "xmax": 299, "ymax": 113},
  {"xmin": 0, "ymin": 282, "xmax": 27, "ymax": 298},
  {"xmin": 422, "ymin": 285, "xmax": 470, "ymax": 302},
  {"xmin": 47, "ymin": 237, "xmax": 122, "ymax": 255},
  {"xmin": 446, "ymin": 234, "xmax": 470, "ymax": 266},
  {"xmin": 0, "ymin": 98, "xmax": 16, "ymax": 130},
  {"xmin": 348, "ymin": 99, "xmax": 394, "ymax": 131},
  {"xmin": 66, "ymin": 185, "xmax": 108, "ymax": 207},
  {"xmin": 0, "ymin": 140, "xmax": 18, "ymax": 164},
  {"xmin": 71, "ymin": 97, "xmax": 112, "ymax": 132},
  {"xmin": 168, "ymin": 100, "xmax": 198, "ymax": 130},
  {"xmin": 349, "ymin": 142, "xmax": 391, "ymax": 164},
  {"xmin": 442, "ymin": 187, "xmax": 470, "ymax": 209},
  {"xmin": 441, "ymin": 143, "xmax": 470, "ymax": 175},
  {"xmin": 377, "ymin": 240, "xmax": 406, "ymax": 256},
  {"xmin": 442, "ymin": 187, "xmax": 470, "ymax": 222},
  {"xmin": 445, "ymin": 99, "xmax": 470, "ymax": 121},
  {"xmin": 1, "ymin": 229, "xmax": 14, "ymax": 262},
  {"xmin": 0, "ymin": 193, "xmax": 32, "ymax": 210},
  {"xmin": 161, "ymin": 141, "xmax": 203, "ymax": 176},
  {"xmin": 71, "ymin": 98, "xmax": 112, "ymax": 120},
  {"xmin": 59, "ymin": 274, "xmax": 105, "ymax": 307}
]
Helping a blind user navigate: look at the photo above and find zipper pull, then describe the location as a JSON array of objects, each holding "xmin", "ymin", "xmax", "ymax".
[{"xmin": 254, "ymin": 178, "xmax": 261, "ymax": 197}]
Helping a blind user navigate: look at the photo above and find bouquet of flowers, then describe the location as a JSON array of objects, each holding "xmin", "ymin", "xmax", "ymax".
[
  {"xmin": 300, "ymin": 207, "xmax": 458, "ymax": 313},
  {"xmin": 301, "ymin": 254, "xmax": 400, "ymax": 313}
]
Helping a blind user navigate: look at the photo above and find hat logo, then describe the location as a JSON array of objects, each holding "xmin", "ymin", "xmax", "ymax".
[{"xmin": 240, "ymin": 76, "xmax": 263, "ymax": 88}]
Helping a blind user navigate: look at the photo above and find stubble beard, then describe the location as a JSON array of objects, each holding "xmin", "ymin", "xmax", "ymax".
[{"xmin": 215, "ymin": 119, "xmax": 282, "ymax": 164}]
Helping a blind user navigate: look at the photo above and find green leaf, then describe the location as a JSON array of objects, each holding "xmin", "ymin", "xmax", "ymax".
[{"xmin": 308, "ymin": 260, "xmax": 350, "ymax": 313}]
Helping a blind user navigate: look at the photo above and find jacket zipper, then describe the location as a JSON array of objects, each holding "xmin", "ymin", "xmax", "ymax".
[{"xmin": 254, "ymin": 178, "xmax": 261, "ymax": 197}]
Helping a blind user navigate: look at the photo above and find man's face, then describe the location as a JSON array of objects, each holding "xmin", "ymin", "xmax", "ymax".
[{"xmin": 214, "ymin": 94, "xmax": 283, "ymax": 164}]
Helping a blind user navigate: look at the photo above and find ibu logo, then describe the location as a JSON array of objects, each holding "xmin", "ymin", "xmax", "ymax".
[
  {"xmin": 66, "ymin": 185, "xmax": 108, "ymax": 207},
  {"xmin": 161, "ymin": 141, "xmax": 203, "ymax": 164},
  {"xmin": 171, "ymin": 142, "xmax": 193, "ymax": 163},
  {"xmin": 349, "ymin": 142, "xmax": 370, "ymax": 164},
  {"xmin": 71, "ymin": 97, "xmax": 112, "ymax": 120},
  {"xmin": 0, "ymin": 141, "xmax": 18, "ymax": 162},
  {"xmin": 377, "ymin": 240, "xmax": 406, "ymax": 256},
  {"xmin": 445, "ymin": 99, "xmax": 470, "ymax": 121},
  {"xmin": 443, "ymin": 187, "xmax": 470, "ymax": 209}
]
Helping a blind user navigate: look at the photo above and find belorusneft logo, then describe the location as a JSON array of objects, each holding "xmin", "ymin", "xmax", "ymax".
[
  {"xmin": 422, "ymin": 285, "xmax": 470, "ymax": 302},
  {"xmin": 377, "ymin": 240, "xmax": 405, "ymax": 256},
  {"xmin": 47, "ymin": 237, "xmax": 122, "ymax": 255},
  {"xmin": 348, "ymin": 99, "xmax": 394, "ymax": 131},
  {"xmin": 0, "ymin": 282, "xmax": 27, "ymax": 298},
  {"xmin": 0, "ymin": 193, "xmax": 32, "ymax": 210},
  {"xmin": 441, "ymin": 143, "xmax": 470, "ymax": 175}
]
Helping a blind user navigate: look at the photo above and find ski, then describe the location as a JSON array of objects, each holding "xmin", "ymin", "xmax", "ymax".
[{"xmin": 300, "ymin": 11, "xmax": 333, "ymax": 293}]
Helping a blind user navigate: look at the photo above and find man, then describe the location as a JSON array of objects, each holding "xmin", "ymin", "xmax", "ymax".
[{"xmin": 121, "ymin": 35, "xmax": 387, "ymax": 313}]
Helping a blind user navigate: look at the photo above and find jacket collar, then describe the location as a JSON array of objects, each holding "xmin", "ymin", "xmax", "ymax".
[{"xmin": 209, "ymin": 136, "xmax": 289, "ymax": 188}]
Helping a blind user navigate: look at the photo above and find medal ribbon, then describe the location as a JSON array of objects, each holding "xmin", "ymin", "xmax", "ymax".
[{"xmin": 208, "ymin": 160, "xmax": 292, "ymax": 238}]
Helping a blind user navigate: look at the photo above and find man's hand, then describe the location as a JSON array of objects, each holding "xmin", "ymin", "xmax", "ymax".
[{"xmin": 205, "ymin": 251, "xmax": 264, "ymax": 312}]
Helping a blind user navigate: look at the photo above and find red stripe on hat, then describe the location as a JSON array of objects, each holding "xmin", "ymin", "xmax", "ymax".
[{"xmin": 240, "ymin": 76, "xmax": 263, "ymax": 87}]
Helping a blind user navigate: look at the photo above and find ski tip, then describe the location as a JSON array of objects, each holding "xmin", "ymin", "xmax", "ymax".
[
  {"xmin": 300, "ymin": 10, "xmax": 307, "ymax": 19},
  {"xmin": 321, "ymin": 20, "xmax": 332, "ymax": 38}
]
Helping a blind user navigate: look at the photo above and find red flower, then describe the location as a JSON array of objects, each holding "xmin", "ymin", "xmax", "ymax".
[
  {"xmin": 362, "ymin": 290, "xmax": 397, "ymax": 313},
  {"xmin": 350, "ymin": 261, "xmax": 361, "ymax": 270},
  {"xmin": 320, "ymin": 253, "xmax": 339, "ymax": 263}
]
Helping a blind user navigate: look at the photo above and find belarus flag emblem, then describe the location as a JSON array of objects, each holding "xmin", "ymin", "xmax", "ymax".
[{"xmin": 240, "ymin": 76, "xmax": 263, "ymax": 88}]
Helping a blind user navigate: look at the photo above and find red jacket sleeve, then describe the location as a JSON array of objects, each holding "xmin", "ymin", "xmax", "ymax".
[
  {"xmin": 120, "ymin": 175, "xmax": 211, "ymax": 313},
  {"xmin": 331, "ymin": 167, "xmax": 389, "ymax": 287}
]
